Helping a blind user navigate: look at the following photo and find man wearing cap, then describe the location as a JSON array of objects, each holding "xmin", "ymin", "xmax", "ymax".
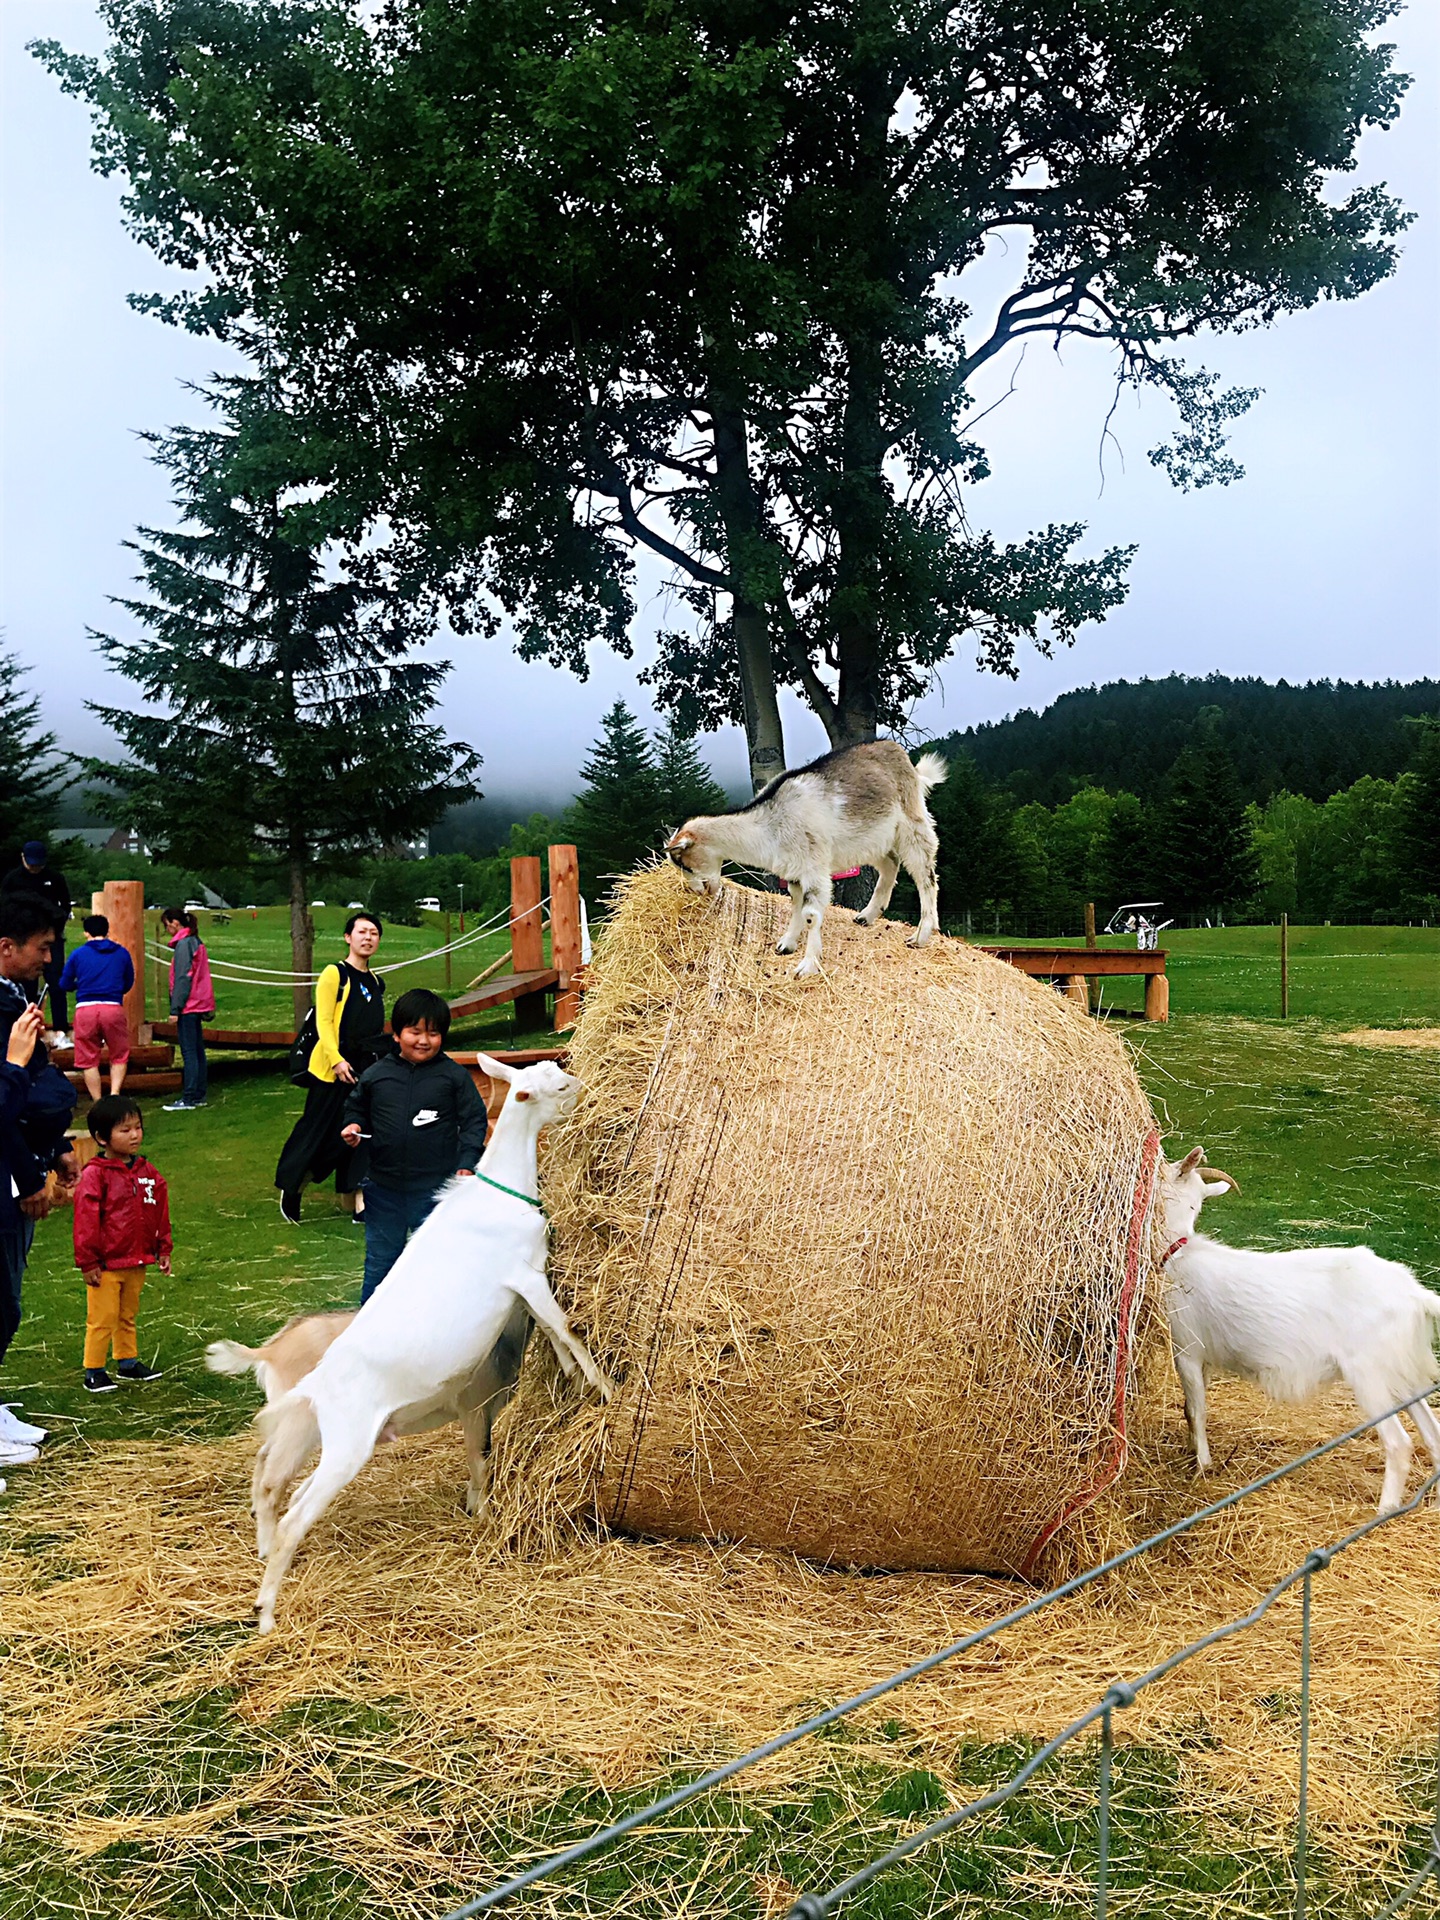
[{"xmin": 1, "ymin": 843, "xmax": 73, "ymax": 1039}]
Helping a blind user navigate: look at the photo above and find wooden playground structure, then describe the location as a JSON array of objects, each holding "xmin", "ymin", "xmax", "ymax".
[{"xmin": 56, "ymin": 848, "xmax": 586, "ymax": 1099}]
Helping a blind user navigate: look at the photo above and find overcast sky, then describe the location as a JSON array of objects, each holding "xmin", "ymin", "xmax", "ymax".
[{"xmin": 3, "ymin": 2, "xmax": 1436, "ymax": 815}]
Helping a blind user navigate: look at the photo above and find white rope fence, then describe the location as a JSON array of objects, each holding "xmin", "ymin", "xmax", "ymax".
[{"xmin": 147, "ymin": 897, "xmax": 552, "ymax": 987}]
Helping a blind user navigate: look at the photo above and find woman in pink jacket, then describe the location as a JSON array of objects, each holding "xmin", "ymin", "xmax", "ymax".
[{"xmin": 161, "ymin": 907, "xmax": 215, "ymax": 1111}]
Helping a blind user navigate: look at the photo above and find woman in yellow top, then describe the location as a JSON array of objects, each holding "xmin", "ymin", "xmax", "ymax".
[{"xmin": 275, "ymin": 912, "xmax": 386, "ymax": 1224}]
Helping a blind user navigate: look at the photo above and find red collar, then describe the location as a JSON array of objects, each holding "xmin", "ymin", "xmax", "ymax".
[{"xmin": 1161, "ymin": 1236, "xmax": 1189, "ymax": 1266}]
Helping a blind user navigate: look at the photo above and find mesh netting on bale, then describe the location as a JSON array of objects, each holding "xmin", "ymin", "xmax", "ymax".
[{"xmin": 494, "ymin": 867, "xmax": 1164, "ymax": 1577}]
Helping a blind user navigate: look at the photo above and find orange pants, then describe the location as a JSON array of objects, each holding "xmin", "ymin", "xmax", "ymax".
[{"xmin": 84, "ymin": 1269, "xmax": 146, "ymax": 1368}]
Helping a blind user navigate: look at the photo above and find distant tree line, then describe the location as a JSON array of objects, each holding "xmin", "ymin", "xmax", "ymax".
[
  {"xmin": 935, "ymin": 674, "xmax": 1440, "ymax": 809},
  {"xmin": 919, "ymin": 709, "xmax": 1438, "ymax": 935}
]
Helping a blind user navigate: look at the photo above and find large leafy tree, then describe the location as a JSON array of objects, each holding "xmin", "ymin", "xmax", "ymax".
[
  {"xmin": 39, "ymin": 2, "xmax": 1410, "ymax": 787},
  {"xmin": 88, "ymin": 380, "xmax": 481, "ymax": 1021},
  {"xmin": 0, "ymin": 647, "xmax": 61, "ymax": 862}
]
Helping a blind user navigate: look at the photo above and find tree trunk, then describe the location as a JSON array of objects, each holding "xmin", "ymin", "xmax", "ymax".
[
  {"xmin": 288, "ymin": 854, "xmax": 314, "ymax": 1032},
  {"xmin": 829, "ymin": 47, "xmax": 893, "ymax": 747},
  {"xmin": 710, "ymin": 392, "xmax": 786, "ymax": 792}
]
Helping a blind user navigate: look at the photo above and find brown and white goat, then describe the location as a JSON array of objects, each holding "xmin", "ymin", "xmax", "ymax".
[
  {"xmin": 206, "ymin": 1298, "xmax": 532, "ymax": 1522},
  {"xmin": 664, "ymin": 739, "xmax": 946, "ymax": 977}
]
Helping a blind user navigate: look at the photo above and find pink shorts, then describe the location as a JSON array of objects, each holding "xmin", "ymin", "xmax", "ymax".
[{"xmin": 73, "ymin": 1002, "xmax": 130, "ymax": 1069}]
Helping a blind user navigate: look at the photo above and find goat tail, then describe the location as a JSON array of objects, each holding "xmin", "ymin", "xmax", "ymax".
[
  {"xmin": 1422, "ymin": 1290, "xmax": 1440, "ymax": 1324},
  {"xmin": 912, "ymin": 751, "xmax": 948, "ymax": 792},
  {"xmin": 205, "ymin": 1338, "xmax": 263, "ymax": 1378}
]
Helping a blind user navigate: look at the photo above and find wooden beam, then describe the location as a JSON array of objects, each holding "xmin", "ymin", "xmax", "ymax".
[
  {"xmin": 548, "ymin": 843, "xmax": 582, "ymax": 1031},
  {"xmin": 510, "ymin": 856, "xmax": 547, "ymax": 1031},
  {"xmin": 101, "ymin": 879, "xmax": 147, "ymax": 1043}
]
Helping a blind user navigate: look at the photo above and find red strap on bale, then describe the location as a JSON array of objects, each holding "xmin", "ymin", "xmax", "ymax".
[{"xmin": 1017, "ymin": 1127, "xmax": 1162, "ymax": 1580}]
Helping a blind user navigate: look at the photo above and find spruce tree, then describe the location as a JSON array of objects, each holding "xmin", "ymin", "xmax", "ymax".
[
  {"xmin": 1393, "ymin": 719, "xmax": 1440, "ymax": 908},
  {"xmin": 567, "ymin": 701, "xmax": 665, "ymax": 894},
  {"xmin": 1159, "ymin": 723, "xmax": 1259, "ymax": 923},
  {"xmin": 0, "ymin": 647, "xmax": 61, "ymax": 863},
  {"xmin": 87, "ymin": 381, "xmax": 480, "ymax": 1022},
  {"xmin": 654, "ymin": 720, "xmax": 727, "ymax": 830}
]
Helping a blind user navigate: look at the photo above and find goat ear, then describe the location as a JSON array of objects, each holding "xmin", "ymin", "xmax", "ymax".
[
  {"xmin": 474, "ymin": 1052, "xmax": 516, "ymax": 1085},
  {"xmin": 1177, "ymin": 1147, "xmax": 1205, "ymax": 1178},
  {"xmin": 665, "ymin": 830, "xmax": 696, "ymax": 852}
]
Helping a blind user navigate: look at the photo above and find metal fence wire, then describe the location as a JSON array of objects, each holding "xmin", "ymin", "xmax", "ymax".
[{"xmin": 438, "ymin": 1387, "xmax": 1440, "ymax": 1920}]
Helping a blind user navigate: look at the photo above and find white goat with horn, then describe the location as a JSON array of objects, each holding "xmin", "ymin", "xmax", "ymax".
[
  {"xmin": 1160, "ymin": 1147, "xmax": 1440, "ymax": 1514},
  {"xmin": 664, "ymin": 739, "xmax": 946, "ymax": 978},
  {"xmin": 250, "ymin": 1055, "xmax": 608, "ymax": 1633}
]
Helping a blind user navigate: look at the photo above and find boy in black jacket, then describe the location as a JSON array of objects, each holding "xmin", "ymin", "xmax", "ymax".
[{"xmin": 341, "ymin": 988, "xmax": 488, "ymax": 1302}]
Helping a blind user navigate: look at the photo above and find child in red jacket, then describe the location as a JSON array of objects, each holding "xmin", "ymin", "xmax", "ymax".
[{"xmin": 73, "ymin": 1095, "xmax": 172, "ymax": 1392}]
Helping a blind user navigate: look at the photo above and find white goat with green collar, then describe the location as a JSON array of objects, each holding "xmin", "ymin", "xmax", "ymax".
[{"xmin": 250, "ymin": 1054, "xmax": 609, "ymax": 1633}]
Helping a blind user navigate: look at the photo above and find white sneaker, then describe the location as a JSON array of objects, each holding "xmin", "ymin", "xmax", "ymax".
[
  {"xmin": 0, "ymin": 1404, "xmax": 46, "ymax": 1445},
  {"xmin": 0, "ymin": 1440, "xmax": 40, "ymax": 1467}
]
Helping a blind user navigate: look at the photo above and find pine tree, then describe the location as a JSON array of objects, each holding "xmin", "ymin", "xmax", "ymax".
[
  {"xmin": 926, "ymin": 752, "xmax": 1002, "ymax": 932},
  {"xmin": 1096, "ymin": 792, "xmax": 1155, "ymax": 914},
  {"xmin": 653, "ymin": 720, "xmax": 727, "ymax": 830},
  {"xmin": 567, "ymin": 701, "xmax": 665, "ymax": 894},
  {"xmin": 1393, "ymin": 719, "xmax": 1440, "ymax": 907},
  {"xmin": 1159, "ymin": 724, "xmax": 1259, "ymax": 922},
  {"xmin": 86, "ymin": 381, "xmax": 481, "ymax": 1022},
  {"xmin": 0, "ymin": 647, "xmax": 61, "ymax": 863}
]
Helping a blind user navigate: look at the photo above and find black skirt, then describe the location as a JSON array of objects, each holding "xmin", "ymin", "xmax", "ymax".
[{"xmin": 275, "ymin": 1076, "xmax": 361, "ymax": 1194}]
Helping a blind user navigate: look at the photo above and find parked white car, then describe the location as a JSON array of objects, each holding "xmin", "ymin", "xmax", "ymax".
[
  {"xmin": 310, "ymin": 899, "xmax": 325, "ymax": 907},
  {"xmin": 415, "ymin": 896, "xmax": 442, "ymax": 913},
  {"xmin": 346, "ymin": 900, "xmax": 366, "ymax": 910},
  {"xmin": 183, "ymin": 900, "xmax": 206, "ymax": 913}
]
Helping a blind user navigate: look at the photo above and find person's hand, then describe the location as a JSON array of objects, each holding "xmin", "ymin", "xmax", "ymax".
[
  {"xmin": 334, "ymin": 1059, "xmax": 357, "ymax": 1085},
  {"xmin": 54, "ymin": 1150, "xmax": 78, "ymax": 1191},
  {"xmin": 5, "ymin": 1003, "xmax": 44, "ymax": 1067},
  {"xmin": 340, "ymin": 1123, "xmax": 362, "ymax": 1148},
  {"xmin": 84, "ymin": 1267, "xmax": 103, "ymax": 1289},
  {"xmin": 19, "ymin": 1188, "xmax": 51, "ymax": 1221},
  {"xmin": 455, "ymin": 1168, "xmax": 475, "ymax": 1178},
  {"xmin": 158, "ymin": 1253, "xmax": 172, "ymax": 1275}
]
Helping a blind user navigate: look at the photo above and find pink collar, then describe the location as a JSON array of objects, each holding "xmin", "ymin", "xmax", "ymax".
[{"xmin": 1161, "ymin": 1236, "xmax": 1189, "ymax": 1266}]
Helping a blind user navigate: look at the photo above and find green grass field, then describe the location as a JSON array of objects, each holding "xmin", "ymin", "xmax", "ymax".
[{"xmin": 3, "ymin": 918, "xmax": 1437, "ymax": 1916}]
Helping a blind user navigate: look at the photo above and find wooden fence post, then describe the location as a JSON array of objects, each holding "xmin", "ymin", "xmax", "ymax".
[
  {"xmin": 1280, "ymin": 913, "xmax": 1289, "ymax": 1020},
  {"xmin": 101, "ymin": 879, "xmax": 148, "ymax": 1043},
  {"xmin": 548, "ymin": 844, "xmax": 582, "ymax": 1031},
  {"xmin": 444, "ymin": 910, "xmax": 452, "ymax": 990},
  {"xmin": 1084, "ymin": 901, "xmax": 1097, "ymax": 948},
  {"xmin": 510, "ymin": 856, "xmax": 547, "ymax": 1032}
]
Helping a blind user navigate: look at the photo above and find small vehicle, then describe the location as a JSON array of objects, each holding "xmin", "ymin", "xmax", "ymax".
[
  {"xmin": 310, "ymin": 899, "xmax": 325, "ymax": 907},
  {"xmin": 415, "ymin": 896, "xmax": 442, "ymax": 913},
  {"xmin": 346, "ymin": 900, "xmax": 366, "ymax": 910},
  {"xmin": 1104, "ymin": 901, "xmax": 1174, "ymax": 950},
  {"xmin": 183, "ymin": 900, "xmax": 206, "ymax": 913}
]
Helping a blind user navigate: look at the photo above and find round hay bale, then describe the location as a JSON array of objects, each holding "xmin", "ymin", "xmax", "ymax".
[{"xmin": 511, "ymin": 868, "xmax": 1163, "ymax": 1576}]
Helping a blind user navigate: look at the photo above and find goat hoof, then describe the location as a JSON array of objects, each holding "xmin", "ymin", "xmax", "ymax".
[
  {"xmin": 794, "ymin": 959, "xmax": 821, "ymax": 979},
  {"xmin": 775, "ymin": 940, "xmax": 797, "ymax": 955}
]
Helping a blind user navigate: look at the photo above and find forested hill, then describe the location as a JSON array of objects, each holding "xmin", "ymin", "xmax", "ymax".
[{"xmin": 931, "ymin": 676, "xmax": 1440, "ymax": 807}]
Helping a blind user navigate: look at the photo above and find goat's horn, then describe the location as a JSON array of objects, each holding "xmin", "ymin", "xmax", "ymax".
[{"xmin": 1203, "ymin": 1167, "xmax": 1241, "ymax": 1193}]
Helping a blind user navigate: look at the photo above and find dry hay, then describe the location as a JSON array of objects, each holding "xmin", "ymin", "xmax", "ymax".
[
  {"xmin": 1334, "ymin": 1027, "xmax": 1440, "ymax": 1050},
  {"xmin": 2, "ymin": 1380, "xmax": 1438, "ymax": 1912},
  {"xmin": 492, "ymin": 867, "xmax": 1163, "ymax": 1579}
]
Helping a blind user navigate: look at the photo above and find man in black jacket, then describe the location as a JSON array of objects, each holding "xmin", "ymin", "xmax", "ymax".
[
  {"xmin": 0, "ymin": 842, "xmax": 73, "ymax": 1036},
  {"xmin": 341, "ymin": 987, "xmax": 488, "ymax": 1301},
  {"xmin": 0, "ymin": 891, "xmax": 78, "ymax": 1452}
]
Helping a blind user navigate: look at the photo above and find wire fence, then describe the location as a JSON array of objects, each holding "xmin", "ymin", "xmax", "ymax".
[
  {"xmin": 436, "ymin": 1385, "xmax": 1440, "ymax": 1920},
  {"xmin": 145, "ymin": 896, "xmax": 551, "ymax": 987}
]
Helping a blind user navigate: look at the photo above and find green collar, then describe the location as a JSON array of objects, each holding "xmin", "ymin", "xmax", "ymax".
[{"xmin": 476, "ymin": 1171, "xmax": 545, "ymax": 1214}]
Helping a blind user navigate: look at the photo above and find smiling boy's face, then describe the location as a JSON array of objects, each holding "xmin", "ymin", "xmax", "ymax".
[{"xmin": 397, "ymin": 1022, "xmax": 443, "ymax": 1064}]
